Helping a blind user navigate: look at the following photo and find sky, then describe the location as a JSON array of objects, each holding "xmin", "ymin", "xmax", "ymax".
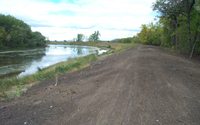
[{"xmin": 0, "ymin": 0, "xmax": 156, "ymax": 41}]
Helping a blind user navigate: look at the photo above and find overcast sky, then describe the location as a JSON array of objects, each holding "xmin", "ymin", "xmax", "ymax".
[{"xmin": 0, "ymin": 0, "xmax": 156, "ymax": 41}]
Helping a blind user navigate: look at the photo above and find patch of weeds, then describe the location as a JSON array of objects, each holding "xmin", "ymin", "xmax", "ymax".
[
  {"xmin": 107, "ymin": 44, "xmax": 111, "ymax": 48},
  {"xmin": 118, "ymin": 44, "xmax": 122, "ymax": 49},
  {"xmin": 15, "ymin": 82, "xmax": 23, "ymax": 97},
  {"xmin": 55, "ymin": 66, "xmax": 65, "ymax": 73},
  {"xmin": 0, "ymin": 89, "xmax": 8, "ymax": 101},
  {"xmin": 33, "ymin": 73, "xmax": 46, "ymax": 82},
  {"xmin": 90, "ymin": 54, "xmax": 97, "ymax": 61},
  {"xmin": 131, "ymin": 41, "xmax": 134, "ymax": 46},
  {"xmin": 72, "ymin": 62, "xmax": 82, "ymax": 69},
  {"xmin": 37, "ymin": 67, "xmax": 42, "ymax": 72},
  {"xmin": 95, "ymin": 50, "xmax": 99, "ymax": 55},
  {"xmin": 81, "ymin": 62, "xmax": 84, "ymax": 68}
]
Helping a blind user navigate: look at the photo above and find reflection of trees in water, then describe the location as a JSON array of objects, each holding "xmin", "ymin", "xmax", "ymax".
[
  {"xmin": 0, "ymin": 71, "xmax": 22, "ymax": 79},
  {"xmin": 45, "ymin": 46, "xmax": 50, "ymax": 52},
  {"xmin": 77, "ymin": 48, "xmax": 83, "ymax": 55},
  {"xmin": 69, "ymin": 46, "xmax": 98, "ymax": 55},
  {"xmin": 0, "ymin": 49, "xmax": 46, "ymax": 66},
  {"xmin": 0, "ymin": 48, "xmax": 46, "ymax": 78},
  {"xmin": 70, "ymin": 47, "xmax": 86, "ymax": 55}
]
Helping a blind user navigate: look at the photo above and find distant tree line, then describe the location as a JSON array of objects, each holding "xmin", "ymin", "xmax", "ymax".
[
  {"xmin": 73, "ymin": 31, "xmax": 101, "ymax": 43},
  {"xmin": 110, "ymin": 0, "xmax": 200, "ymax": 58},
  {"xmin": 110, "ymin": 36, "xmax": 141, "ymax": 44},
  {"xmin": 0, "ymin": 14, "xmax": 46, "ymax": 49}
]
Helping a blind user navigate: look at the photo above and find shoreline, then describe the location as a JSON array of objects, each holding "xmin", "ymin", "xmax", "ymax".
[
  {"xmin": 0, "ymin": 45, "xmax": 47, "ymax": 52},
  {"xmin": 0, "ymin": 42, "xmax": 135, "ymax": 101}
]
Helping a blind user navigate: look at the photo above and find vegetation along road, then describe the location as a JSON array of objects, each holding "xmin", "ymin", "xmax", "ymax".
[{"xmin": 0, "ymin": 45, "xmax": 200, "ymax": 124}]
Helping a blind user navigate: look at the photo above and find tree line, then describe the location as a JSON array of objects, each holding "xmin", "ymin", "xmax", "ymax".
[
  {"xmin": 110, "ymin": 0, "xmax": 200, "ymax": 58},
  {"xmin": 137, "ymin": 0, "xmax": 199, "ymax": 58},
  {"xmin": 0, "ymin": 14, "xmax": 46, "ymax": 49}
]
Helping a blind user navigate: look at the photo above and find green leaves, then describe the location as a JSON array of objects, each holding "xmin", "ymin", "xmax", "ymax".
[
  {"xmin": 77, "ymin": 34, "xmax": 85, "ymax": 42},
  {"xmin": 138, "ymin": 22, "xmax": 163, "ymax": 46},
  {"xmin": 0, "ymin": 14, "xmax": 46, "ymax": 49},
  {"xmin": 89, "ymin": 31, "xmax": 100, "ymax": 42}
]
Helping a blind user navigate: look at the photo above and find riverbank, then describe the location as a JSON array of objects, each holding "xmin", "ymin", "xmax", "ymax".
[
  {"xmin": 1, "ymin": 45, "xmax": 200, "ymax": 124},
  {"xmin": 46, "ymin": 41, "xmax": 134, "ymax": 50},
  {"xmin": 0, "ymin": 45, "xmax": 47, "ymax": 52},
  {"xmin": 0, "ymin": 42, "xmax": 136, "ymax": 101}
]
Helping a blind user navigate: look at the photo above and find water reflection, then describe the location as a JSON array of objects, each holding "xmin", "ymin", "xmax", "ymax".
[
  {"xmin": 0, "ymin": 48, "xmax": 46, "ymax": 78},
  {"xmin": 0, "ymin": 44, "xmax": 108, "ymax": 78}
]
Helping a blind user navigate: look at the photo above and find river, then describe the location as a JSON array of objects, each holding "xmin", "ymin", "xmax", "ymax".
[{"xmin": 0, "ymin": 44, "xmax": 107, "ymax": 78}]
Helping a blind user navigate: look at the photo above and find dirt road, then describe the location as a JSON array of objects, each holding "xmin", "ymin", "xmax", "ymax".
[{"xmin": 1, "ymin": 45, "xmax": 200, "ymax": 125}]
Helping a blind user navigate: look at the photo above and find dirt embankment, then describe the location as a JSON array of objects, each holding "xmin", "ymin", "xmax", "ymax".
[{"xmin": 0, "ymin": 45, "xmax": 200, "ymax": 125}]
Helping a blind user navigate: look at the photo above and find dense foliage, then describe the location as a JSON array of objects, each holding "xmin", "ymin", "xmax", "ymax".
[
  {"xmin": 110, "ymin": 36, "xmax": 141, "ymax": 44},
  {"xmin": 0, "ymin": 14, "xmax": 46, "ymax": 49},
  {"xmin": 136, "ymin": 0, "xmax": 200, "ymax": 58}
]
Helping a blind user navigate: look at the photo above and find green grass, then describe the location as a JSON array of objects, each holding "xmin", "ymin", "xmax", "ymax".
[
  {"xmin": 0, "ymin": 42, "xmax": 139, "ymax": 101},
  {"xmin": 0, "ymin": 54, "xmax": 97, "ymax": 101}
]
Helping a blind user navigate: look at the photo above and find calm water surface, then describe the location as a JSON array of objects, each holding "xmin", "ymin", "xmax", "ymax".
[{"xmin": 0, "ymin": 44, "xmax": 107, "ymax": 78}]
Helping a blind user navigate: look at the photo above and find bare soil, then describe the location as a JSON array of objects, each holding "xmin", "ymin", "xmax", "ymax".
[{"xmin": 1, "ymin": 45, "xmax": 200, "ymax": 125}]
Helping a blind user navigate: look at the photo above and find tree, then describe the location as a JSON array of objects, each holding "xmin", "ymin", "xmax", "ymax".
[
  {"xmin": 139, "ymin": 24, "xmax": 154, "ymax": 44},
  {"xmin": 153, "ymin": 0, "xmax": 186, "ymax": 50},
  {"xmin": 31, "ymin": 31, "xmax": 46, "ymax": 46},
  {"xmin": 132, "ymin": 35, "xmax": 141, "ymax": 43},
  {"xmin": 0, "ymin": 26, "xmax": 7, "ymax": 48},
  {"xmin": 122, "ymin": 37, "xmax": 132, "ymax": 43},
  {"xmin": 89, "ymin": 31, "xmax": 101, "ymax": 42},
  {"xmin": 189, "ymin": 1, "xmax": 200, "ymax": 58},
  {"xmin": 183, "ymin": 0, "xmax": 195, "ymax": 53},
  {"xmin": 77, "ymin": 34, "xmax": 85, "ymax": 42},
  {"xmin": 0, "ymin": 14, "xmax": 46, "ymax": 49}
]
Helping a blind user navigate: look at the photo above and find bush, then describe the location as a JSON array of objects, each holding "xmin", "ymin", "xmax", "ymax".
[{"xmin": 118, "ymin": 44, "xmax": 122, "ymax": 49}]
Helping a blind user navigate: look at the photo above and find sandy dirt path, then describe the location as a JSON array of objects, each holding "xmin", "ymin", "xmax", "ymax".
[{"xmin": 1, "ymin": 45, "xmax": 200, "ymax": 125}]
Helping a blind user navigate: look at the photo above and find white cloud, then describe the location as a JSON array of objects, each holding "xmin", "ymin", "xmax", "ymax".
[{"xmin": 0, "ymin": 0, "xmax": 156, "ymax": 40}]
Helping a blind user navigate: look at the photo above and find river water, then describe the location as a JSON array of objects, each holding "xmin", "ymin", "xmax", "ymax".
[{"xmin": 0, "ymin": 44, "xmax": 107, "ymax": 78}]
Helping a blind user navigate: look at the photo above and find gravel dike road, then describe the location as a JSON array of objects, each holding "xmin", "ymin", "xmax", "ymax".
[{"xmin": 1, "ymin": 45, "xmax": 200, "ymax": 125}]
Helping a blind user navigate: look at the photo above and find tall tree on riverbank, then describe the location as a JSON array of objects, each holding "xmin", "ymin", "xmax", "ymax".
[
  {"xmin": 89, "ymin": 31, "xmax": 101, "ymax": 42},
  {"xmin": 0, "ymin": 14, "xmax": 46, "ymax": 49},
  {"xmin": 77, "ymin": 34, "xmax": 85, "ymax": 42}
]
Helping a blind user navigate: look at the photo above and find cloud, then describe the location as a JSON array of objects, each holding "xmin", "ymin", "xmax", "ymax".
[{"xmin": 0, "ymin": 0, "xmax": 156, "ymax": 40}]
